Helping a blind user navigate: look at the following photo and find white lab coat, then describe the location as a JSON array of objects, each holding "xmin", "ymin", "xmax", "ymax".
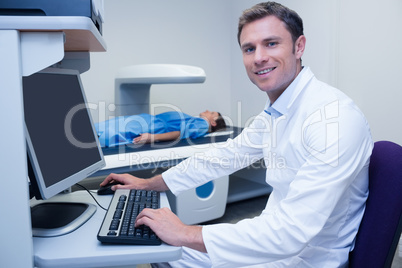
[{"xmin": 162, "ymin": 67, "xmax": 373, "ymax": 267}]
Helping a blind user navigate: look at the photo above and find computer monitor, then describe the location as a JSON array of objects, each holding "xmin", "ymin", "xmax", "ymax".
[{"xmin": 23, "ymin": 68, "xmax": 105, "ymax": 237}]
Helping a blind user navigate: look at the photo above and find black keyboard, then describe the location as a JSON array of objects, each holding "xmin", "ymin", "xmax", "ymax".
[{"xmin": 97, "ymin": 189, "xmax": 161, "ymax": 245}]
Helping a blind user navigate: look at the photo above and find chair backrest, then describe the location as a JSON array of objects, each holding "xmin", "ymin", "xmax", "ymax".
[{"xmin": 349, "ymin": 141, "xmax": 402, "ymax": 268}]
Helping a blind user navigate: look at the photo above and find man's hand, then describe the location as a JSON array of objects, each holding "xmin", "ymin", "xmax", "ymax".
[
  {"xmin": 100, "ymin": 173, "xmax": 169, "ymax": 192},
  {"xmin": 135, "ymin": 207, "xmax": 207, "ymax": 253}
]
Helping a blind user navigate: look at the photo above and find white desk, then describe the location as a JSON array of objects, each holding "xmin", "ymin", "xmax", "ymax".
[{"xmin": 31, "ymin": 191, "xmax": 182, "ymax": 268}]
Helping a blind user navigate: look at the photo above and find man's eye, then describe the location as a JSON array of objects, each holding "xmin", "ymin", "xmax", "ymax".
[
  {"xmin": 267, "ymin": 42, "xmax": 277, "ymax": 47},
  {"xmin": 244, "ymin": 47, "xmax": 255, "ymax": 53}
]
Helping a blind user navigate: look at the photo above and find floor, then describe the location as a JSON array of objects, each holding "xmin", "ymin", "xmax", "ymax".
[{"xmin": 137, "ymin": 194, "xmax": 402, "ymax": 268}]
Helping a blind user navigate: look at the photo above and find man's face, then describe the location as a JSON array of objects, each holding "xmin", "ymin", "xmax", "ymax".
[{"xmin": 239, "ymin": 15, "xmax": 305, "ymax": 103}]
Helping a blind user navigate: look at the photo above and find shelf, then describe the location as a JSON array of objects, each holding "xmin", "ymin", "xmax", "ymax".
[{"xmin": 0, "ymin": 16, "xmax": 106, "ymax": 52}]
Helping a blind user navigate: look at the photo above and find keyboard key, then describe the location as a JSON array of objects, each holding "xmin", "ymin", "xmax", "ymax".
[
  {"xmin": 113, "ymin": 209, "xmax": 123, "ymax": 219},
  {"xmin": 116, "ymin": 201, "xmax": 125, "ymax": 210},
  {"xmin": 109, "ymin": 219, "xmax": 120, "ymax": 230}
]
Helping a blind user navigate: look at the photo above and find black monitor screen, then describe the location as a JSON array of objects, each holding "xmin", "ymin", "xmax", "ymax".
[{"xmin": 23, "ymin": 68, "xmax": 105, "ymax": 199}]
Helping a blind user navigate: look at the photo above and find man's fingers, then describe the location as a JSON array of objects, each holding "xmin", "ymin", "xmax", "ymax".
[
  {"xmin": 112, "ymin": 183, "xmax": 132, "ymax": 191},
  {"xmin": 100, "ymin": 174, "xmax": 115, "ymax": 186},
  {"xmin": 136, "ymin": 208, "xmax": 155, "ymax": 223}
]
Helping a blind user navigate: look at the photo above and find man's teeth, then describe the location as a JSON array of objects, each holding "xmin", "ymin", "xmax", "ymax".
[{"xmin": 257, "ymin": 68, "xmax": 275, "ymax": 75}]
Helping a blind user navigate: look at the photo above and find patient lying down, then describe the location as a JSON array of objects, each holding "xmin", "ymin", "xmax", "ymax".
[{"xmin": 94, "ymin": 110, "xmax": 226, "ymax": 147}]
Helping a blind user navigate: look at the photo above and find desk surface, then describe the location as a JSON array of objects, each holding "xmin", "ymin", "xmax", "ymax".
[{"xmin": 31, "ymin": 191, "xmax": 182, "ymax": 268}]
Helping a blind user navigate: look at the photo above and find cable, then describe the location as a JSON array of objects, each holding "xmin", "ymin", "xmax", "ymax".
[{"xmin": 75, "ymin": 183, "xmax": 108, "ymax": 211}]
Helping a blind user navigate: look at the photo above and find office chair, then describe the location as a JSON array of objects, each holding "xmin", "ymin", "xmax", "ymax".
[{"xmin": 349, "ymin": 141, "xmax": 402, "ymax": 268}]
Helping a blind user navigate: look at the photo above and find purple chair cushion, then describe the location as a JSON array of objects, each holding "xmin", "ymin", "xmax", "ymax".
[{"xmin": 349, "ymin": 141, "xmax": 402, "ymax": 267}]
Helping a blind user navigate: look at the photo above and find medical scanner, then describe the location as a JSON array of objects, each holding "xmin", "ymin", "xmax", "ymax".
[{"xmin": 115, "ymin": 64, "xmax": 206, "ymax": 116}]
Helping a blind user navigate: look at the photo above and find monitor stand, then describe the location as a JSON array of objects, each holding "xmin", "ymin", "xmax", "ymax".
[{"xmin": 31, "ymin": 202, "xmax": 97, "ymax": 237}]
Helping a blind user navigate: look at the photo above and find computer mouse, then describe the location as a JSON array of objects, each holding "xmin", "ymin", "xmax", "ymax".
[{"xmin": 97, "ymin": 181, "xmax": 120, "ymax": 195}]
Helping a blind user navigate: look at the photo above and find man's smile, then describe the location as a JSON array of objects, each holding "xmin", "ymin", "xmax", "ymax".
[{"xmin": 256, "ymin": 67, "xmax": 276, "ymax": 75}]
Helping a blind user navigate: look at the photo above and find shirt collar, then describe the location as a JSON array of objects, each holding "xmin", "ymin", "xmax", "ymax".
[{"xmin": 264, "ymin": 67, "xmax": 313, "ymax": 118}]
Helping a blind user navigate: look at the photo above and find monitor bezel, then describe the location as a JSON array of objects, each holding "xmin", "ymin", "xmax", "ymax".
[{"xmin": 24, "ymin": 68, "xmax": 105, "ymax": 200}]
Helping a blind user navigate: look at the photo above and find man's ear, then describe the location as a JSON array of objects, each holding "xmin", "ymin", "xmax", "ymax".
[
  {"xmin": 211, "ymin": 120, "xmax": 217, "ymax": 127},
  {"xmin": 295, "ymin": 35, "xmax": 306, "ymax": 59}
]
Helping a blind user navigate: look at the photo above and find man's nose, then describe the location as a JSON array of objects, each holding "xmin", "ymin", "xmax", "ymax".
[{"xmin": 254, "ymin": 47, "xmax": 269, "ymax": 65}]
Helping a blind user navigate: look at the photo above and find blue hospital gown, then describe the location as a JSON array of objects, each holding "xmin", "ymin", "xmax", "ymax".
[{"xmin": 95, "ymin": 112, "xmax": 209, "ymax": 147}]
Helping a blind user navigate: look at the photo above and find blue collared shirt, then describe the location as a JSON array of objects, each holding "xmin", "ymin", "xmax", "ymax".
[{"xmin": 264, "ymin": 67, "xmax": 307, "ymax": 119}]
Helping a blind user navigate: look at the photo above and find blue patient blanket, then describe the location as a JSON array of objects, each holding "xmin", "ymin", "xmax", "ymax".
[{"xmin": 95, "ymin": 111, "xmax": 209, "ymax": 147}]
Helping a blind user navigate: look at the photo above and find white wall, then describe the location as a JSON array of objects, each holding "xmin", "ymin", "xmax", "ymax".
[
  {"xmin": 337, "ymin": 0, "xmax": 402, "ymax": 144},
  {"xmin": 81, "ymin": 0, "xmax": 402, "ymax": 145}
]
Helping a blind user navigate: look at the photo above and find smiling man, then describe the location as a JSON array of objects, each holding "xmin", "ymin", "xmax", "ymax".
[
  {"xmin": 101, "ymin": 2, "xmax": 373, "ymax": 267},
  {"xmin": 239, "ymin": 14, "xmax": 305, "ymax": 104}
]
